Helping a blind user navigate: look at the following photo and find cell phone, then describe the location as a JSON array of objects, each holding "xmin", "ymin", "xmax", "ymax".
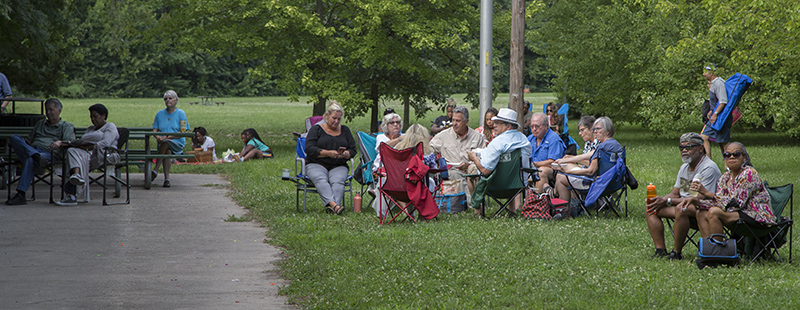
[{"xmin": 338, "ymin": 147, "xmax": 346, "ymax": 153}]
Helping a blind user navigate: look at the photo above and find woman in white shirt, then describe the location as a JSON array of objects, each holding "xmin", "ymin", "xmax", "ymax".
[{"xmin": 191, "ymin": 126, "xmax": 217, "ymax": 161}]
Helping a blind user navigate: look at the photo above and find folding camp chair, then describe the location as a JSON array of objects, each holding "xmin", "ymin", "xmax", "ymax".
[
  {"xmin": 282, "ymin": 136, "xmax": 353, "ymax": 212},
  {"xmin": 560, "ymin": 147, "xmax": 628, "ymax": 218},
  {"xmin": 726, "ymin": 183, "xmax": 793, "ymax": 265},
  {"xmin": 666, "ymin": 217, "xmax": 700, "ymax": 250},
  {"xmin": 355, "ymin": 131, "xmax": 377, "ymax": 206},
  {"xmin": 377, "ymin": 142, "xmax": 439, "ymax": 224},
  {"xmin": 468, "ymin": 149, "xmax": 534, "ymax": 218},
  {"xmin": 87, "ymin": 127, "xmax": 131, "ymax": 205}
]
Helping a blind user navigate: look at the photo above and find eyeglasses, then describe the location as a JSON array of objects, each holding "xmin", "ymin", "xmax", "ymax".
[
  {"xmin": 591, "ymin": 127, "xmax": 603, "ymax": 132},
  {"xmin": 387, "ymin": 121, "xmax": 401, "ymax": 125},
  {"xmin": 723, "ymin": 152, "xmax": 743, "ymax": 158},
  {"xmin": 678, "ymin": 144, "xmax": 701, "ymax": 151}
]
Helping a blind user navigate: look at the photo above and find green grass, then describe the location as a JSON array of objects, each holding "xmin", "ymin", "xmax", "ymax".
[{"xmin": 54, "ymin": 95, "xmax": 800, "ymax": 309}]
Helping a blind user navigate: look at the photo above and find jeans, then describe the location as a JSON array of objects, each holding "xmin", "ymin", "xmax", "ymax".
[{"xmin": 9, "ymin": 135, "xmax": 52, "ymax": 193}]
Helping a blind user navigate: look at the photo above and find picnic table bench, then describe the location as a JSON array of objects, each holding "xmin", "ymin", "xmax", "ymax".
[{"xmin": 1, "ymin": 126, "xmax": 195, "ymax": 190}]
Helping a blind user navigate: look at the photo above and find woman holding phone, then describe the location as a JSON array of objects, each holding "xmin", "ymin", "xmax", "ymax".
[{"xmin": 304, "ymin": 101, "xmax": 357, "ymax": 215}]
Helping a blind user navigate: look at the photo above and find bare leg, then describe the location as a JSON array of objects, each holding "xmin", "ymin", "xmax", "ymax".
[
  {"xmin": 718, "ymin": 142, "xmax": 729, "ymax": 158},
  {"xmin": 701, "ymin": 134, "xmax": 712, "ymax": 160},
  {"xmin": 159, "ymin": 143, "xmax": 173, "ymax": 180},
  {"xmin": 646, "ymin": 207, "xmax": 674, "ymax": 250},
  {"xmin": 696, "ymin": 209, "xmax": 710, "ymax": 238},
  {"xmin": 554, "ymin": 173, "xmax": 571, "ymax": 202},
  {"xmin": 535, "ymin": 166, "xmax": 554, "ymax": 190},
  {"xmin": 672, "ymin": 205, "xmax": 696, "ymax": 253},
  {"xmin": 706, "ymin": 207, "xmax": 740, "ymax": 241}
]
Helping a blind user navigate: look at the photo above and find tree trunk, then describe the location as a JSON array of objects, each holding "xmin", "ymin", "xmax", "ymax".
[
  {"xmin": 313, "ymin": 95, "xmax": 326, "ymax": 116},
  {"xmin": 370, "ymin": 82, "xmax": 380, "ymax": 133},
  {"xmin": 509, "ymin": 0, "xmax": 525, "ymax": 125},
  {"xmin": 403, "ymin": 94, "xmax": 411, "ymax": 131}
]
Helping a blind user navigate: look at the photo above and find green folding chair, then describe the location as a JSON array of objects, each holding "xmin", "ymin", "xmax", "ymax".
[
  {"xmin": 727, "ymin": 183, "xmax": 793, "ymax": 265},
  {"xmin": 469, "ymin": 149, "xmax": 534, "ymax": 218}
]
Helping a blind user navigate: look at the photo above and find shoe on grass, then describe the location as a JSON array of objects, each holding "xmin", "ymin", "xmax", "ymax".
[
  {"xmin": 69, "ymin": 173, "xmax": 85, "ymax": 186},
  {"xmin": 6, "ymin": 192, "xmax": 26, "ymax": 205},
  {"xmin": 651, "ymin": 248, "xmax": 668, "ymax": 259},
  {"xmin": 667, "ymin": 250, "xmax": 683, "ymax": 261},
  {"xmin": 55, "ymin": 196, "xmax": 78, "ymax": 206}
]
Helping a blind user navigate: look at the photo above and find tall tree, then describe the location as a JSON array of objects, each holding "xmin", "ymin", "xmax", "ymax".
[
  {"xmin": 159, "ymin": 0, "xmax": 479, "ymax": 132},
  {"xmin": 0, "ymin": 0, "xmax": 75, "ymax": 95}
]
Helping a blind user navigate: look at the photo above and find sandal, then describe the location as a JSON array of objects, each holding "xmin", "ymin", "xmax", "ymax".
[
  {"xmin": 325, "ymin": 205, "xmax": 335, "ymax": 213},
  {"xmin": 332, "ymin": 204, "xmax": 344, "ymax": 215}
]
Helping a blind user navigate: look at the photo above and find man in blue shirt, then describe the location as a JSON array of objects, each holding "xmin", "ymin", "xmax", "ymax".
[
  {"xmin": 468, "ymin": 108, "xmax": 532, "ymax": 213},
  {"xmin": 527, "ymin": 112, "xmax": 565, "ymax": 192}
]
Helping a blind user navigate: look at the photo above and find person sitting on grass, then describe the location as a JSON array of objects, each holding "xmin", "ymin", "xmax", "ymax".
[
  {"xmin": 56, "ymin": 104, "xmax": 119, "ymax": 206},
  {"xmin": 240, "ymin": 128, "xmax": 273, "ymax": 161},
  {"xmin": 644, "ymin": 132, "xmax": 721, "ymax": 260},
  {"xmin": 191, "ymin": 126, "xmax": 217, "ymax": 161}
]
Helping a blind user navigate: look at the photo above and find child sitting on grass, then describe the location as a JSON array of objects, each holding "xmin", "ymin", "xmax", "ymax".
[{"xmin": 240, "ymin": 128, "xmax": 273, "ymax": 161}]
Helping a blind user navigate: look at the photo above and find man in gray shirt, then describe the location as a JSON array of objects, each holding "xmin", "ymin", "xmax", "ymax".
[
  {"xmin": 645, "ymin": 132, "xmax": 721, "ymax": 260},
  {"xmin": 700, "ymin": 64, "xmax": 729, "ymax": 159},
  {"xmin": 6, "ymin": 98, "xmax": 75, "ymax": 205}
]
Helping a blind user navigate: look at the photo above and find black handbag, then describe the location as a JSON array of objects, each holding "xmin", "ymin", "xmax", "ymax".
[{"xmin": 696, "ymin": 234, "xmax": 740, "ymax": 269}]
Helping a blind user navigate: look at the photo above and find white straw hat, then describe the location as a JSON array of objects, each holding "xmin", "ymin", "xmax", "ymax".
[{"xmin": 491, "ymin": 108, "xmax": 519, "ymax": 126}]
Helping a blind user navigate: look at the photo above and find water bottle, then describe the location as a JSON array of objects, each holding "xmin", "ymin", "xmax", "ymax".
[
  {"xmin": 646, "ymin": 183, "xmax": 657, "ymax": 201},
  {"xmin": 180, "ymin": 119, "xmax": 187, "ymax": 132},
  {"xmin": 353, "ymin": 193, "xmax": 362, "ymax": 213}
]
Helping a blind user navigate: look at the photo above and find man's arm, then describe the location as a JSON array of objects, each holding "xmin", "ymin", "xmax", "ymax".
[{"xmin": 468, "ymin": 152, "xmax": 491, "ymax": 176}]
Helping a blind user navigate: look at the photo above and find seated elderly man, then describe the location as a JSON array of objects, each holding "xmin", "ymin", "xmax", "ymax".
[
  {"xmin": 430, "ymin": 106, "xmax": 484, "ymax": 201},
  {"xmin": 645, "ymin": 132, "xmax": 721, "ymax": 260},
  {"xmin": 527, "ymin": 112, "xmax": 565, "ymax": 193},
  {"xmin": 467, "ymin": 108, "xmax": 532, "ymax": 213}
]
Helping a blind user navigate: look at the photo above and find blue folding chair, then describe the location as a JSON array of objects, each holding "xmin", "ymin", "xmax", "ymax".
[
  {"xmin": 560, "ymin": 147, "xmax": 629, "ymax": 218},
  {"xmin": 356, "ymin": 131, "xmax": 378, "ymax": 206},
  {"xmin": 282, "ymin": 137, "xmax": 354, "ymax": 212}
]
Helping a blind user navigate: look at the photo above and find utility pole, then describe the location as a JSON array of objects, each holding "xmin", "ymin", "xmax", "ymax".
[
  {"xmin": 478, "ymin": 0, "xmax": 493, "ymax": 127},
  {"xmin": 509, "ymin": 0, "xmax": 525, "ymax": 125}
]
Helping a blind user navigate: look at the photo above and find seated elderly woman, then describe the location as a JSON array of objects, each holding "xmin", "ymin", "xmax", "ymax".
[
  {"xmin": 553, "ymin": 115, "xmax": 597, "ymax": 171},
  {"xmin": 305, "ymin": 101, "xmax": 357, "ymax": 215},
  {"xmin": 55, "ymin": 104, "xmax": 119, "ymax": 206},
  {"xmin": 551, "ymin": 116, "xmax": 623, "ymax": 216},
  {"xmin": 372, "ymin": 123, "xmax": 436, "ymax": 217},
  {"xmin": 372, "ymin": 112, "xmax": 403, "ymax": 173},
  {"xmin": 152, "ymin": 90, "xmax": 189, "ymax": 188},
  {"xmin": 679, "ymin": 142, "xmax": 776, "ymax": 242}
]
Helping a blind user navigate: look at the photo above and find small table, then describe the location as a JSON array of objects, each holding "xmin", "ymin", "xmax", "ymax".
[
  {"xmin": 140, "ymin": 131, "xmax": 196, "ymax": 189},
  {"xmin": 198, "ymin": 96, "xmax": 215, "ymax": 106}
]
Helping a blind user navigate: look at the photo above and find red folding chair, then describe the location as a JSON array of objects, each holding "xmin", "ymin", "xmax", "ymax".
[{"xmin": 377, "ymin": 142, "xmax": 439, "ymax": 224}]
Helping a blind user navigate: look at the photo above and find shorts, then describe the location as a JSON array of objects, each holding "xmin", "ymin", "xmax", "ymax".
[
  {"xmin": 701, "ymin": 116, "xmax": 732, "ymax": 143},
  {"xmin": 160, "ymin": 140, "xmax": 185, "ymax": 154},
  {"xmin": 566, "ymin": 175, "xmax": 591, "ymax": 190}
]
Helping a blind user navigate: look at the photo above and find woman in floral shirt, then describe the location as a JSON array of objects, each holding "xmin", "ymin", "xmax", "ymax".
[{"xmin": 678, "ymin": 142, "xmax": 776, "ymax": 240}]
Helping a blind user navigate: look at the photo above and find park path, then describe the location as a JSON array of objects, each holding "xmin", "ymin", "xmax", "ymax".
[{"xmin": 0, "ymin": 173, "xmax": 295, "ymax": 310}]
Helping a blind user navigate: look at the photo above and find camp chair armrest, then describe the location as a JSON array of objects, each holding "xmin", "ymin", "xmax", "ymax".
[
  {"xmin": 557, "ymin": 171, "xmax": 594, "ymax": 181},
  {"xmin": 461, "ymin": 173, "xmax": 482, "ymax": 179},
  {"xmin": 521, "ymin": 167, "xmax": 540, "ymax": 174}
]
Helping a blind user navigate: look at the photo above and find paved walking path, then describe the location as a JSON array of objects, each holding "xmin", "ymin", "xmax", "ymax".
[{"xmin": 0, "ymin": 173, "xmax": 294, "ymax": 309}]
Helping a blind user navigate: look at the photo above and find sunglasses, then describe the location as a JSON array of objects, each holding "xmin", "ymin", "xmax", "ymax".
[
  {"xmin": 164, "ymin": 97, "xmax": 174, "ymax": 100},
  {"xmin": 723, "ymin": 152, "xmax": 743, "ymax": 159},
  {"xmin": 678, "ymin": 144, "xmax": 701, "ymax": 150},
  {"xmin": 546, "ymin": 109, "xmax": 554, "ymax": 113}
]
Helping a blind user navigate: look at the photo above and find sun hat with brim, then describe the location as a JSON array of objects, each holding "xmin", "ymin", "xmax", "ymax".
[{"xmin": 491, "ymin": 108, "xmax": 519, "ymax": 127}]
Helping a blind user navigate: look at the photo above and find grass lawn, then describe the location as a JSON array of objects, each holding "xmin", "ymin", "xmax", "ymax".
[{"xmin": 53, "ymin": 95, "xmax": 800, "ymax": 309}]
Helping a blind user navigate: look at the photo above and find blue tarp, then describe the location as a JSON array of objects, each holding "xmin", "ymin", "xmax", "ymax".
[{"xmin": 710, "ymin": 73, "xmax": 752, "ymax": 131}]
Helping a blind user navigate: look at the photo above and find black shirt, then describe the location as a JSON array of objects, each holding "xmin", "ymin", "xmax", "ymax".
[{"xmin": 305, "ymin": 124, "xmax": 357, "ymax": 170}]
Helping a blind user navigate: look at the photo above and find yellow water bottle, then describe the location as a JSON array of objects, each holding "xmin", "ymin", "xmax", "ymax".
[
  {"xmin": 180, "ymin": 120, "xmax": 187, "ymax": 132},
  {"xmin": 646, "ymin": 183, "xmax": 657, "ymax": 201}
]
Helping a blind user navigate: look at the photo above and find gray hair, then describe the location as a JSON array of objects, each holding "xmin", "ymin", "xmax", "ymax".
[
  {"xmin": 727, "ymin": 142, "xmax": 753, "ymax": 168},
  {"xmin": 453, "ymin": 106, "xmax": 469, "ymax": 120},
  {"xmin": 44, "ymin": 98, "xmax": 63, "ymax": 110},
  {"xmin": 164, "ymin": 90, "xmax": 179, "ymax": 101},
  {"xmin": 532, "ymin": 112, "xmax": 547, "ymax": 127},
  {"xmin": 578, "ymin": 115, "xmax": 596, "ymax": 130},
  {"xmin": 325, "ymin": 100, "xmax": 344, "ymax": 117},
  {"xmin": 380, "ymin": 113, "xmax": 402, "ymax": 133},
  {"xmin": 593, "ymin": 116, "xmax": 615, "ymax": 137}
]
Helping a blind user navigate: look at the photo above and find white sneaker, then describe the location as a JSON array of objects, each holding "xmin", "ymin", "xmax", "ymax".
[
  {"xmin": 55, "ymin": 196, "xmax": 78, "ymax": 206},
  {"xmin": 69, "ymin": 173, "xmax": 85, "ymax": 186}
]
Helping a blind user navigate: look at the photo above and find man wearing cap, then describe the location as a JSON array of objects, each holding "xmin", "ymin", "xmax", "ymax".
[
  {"xmin": 701, "ymin": 64, "xmax": 729, "ymax": 159},
  {"xmin": 644, "ymin": 132, "xmax": 721, "ymax": 260},
  {"xmin": 467, "ymin": 108, "xmax": 532, "ymax": 213},
  {"xmin": 527, "ymin": 112, "xmax": 565, "ymax": 193}
]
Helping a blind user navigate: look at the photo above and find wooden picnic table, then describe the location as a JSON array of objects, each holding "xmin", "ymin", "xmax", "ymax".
[
  {"xmin": 198, "ymin": 96, "xmax": 215, "ymax": 106},
  {"xmin": 132, "ymin": 131, "xmax": 196, "ymax": 189}
]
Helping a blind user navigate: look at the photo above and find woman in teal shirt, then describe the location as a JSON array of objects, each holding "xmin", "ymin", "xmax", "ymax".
[{"xmin": 240, "ymin": 128, "xmax": 272, "ymax": 161}]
